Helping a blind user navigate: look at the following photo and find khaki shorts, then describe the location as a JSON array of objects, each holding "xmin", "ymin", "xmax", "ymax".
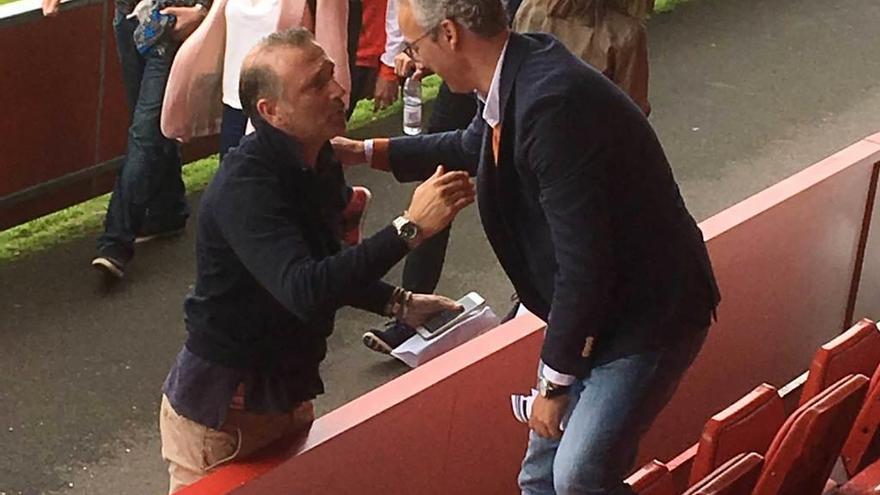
[{"xmin": 159, "ymin": 394, "xmax": 314, "ymax": 494}]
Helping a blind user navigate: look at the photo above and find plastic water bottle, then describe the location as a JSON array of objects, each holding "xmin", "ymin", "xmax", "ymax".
[{"xmin": 402, "ymin": 76, "xmax": 422, "ymax": 135}]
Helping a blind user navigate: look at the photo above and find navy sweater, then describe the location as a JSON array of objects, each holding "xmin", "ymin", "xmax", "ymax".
[{"xmin": 183, "ymin": 119, "xmax": 408, "ymax": 392}]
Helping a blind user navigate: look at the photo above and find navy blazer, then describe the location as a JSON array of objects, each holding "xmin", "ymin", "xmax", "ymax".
[{"xmin": 384, "ymin": 33, "xmax": 720, "ymax": 377}]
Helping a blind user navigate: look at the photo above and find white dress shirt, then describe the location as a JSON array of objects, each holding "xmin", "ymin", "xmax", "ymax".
[{"xmin": 476, "ymin": 38, "xmax": 507, "ymax": 128}]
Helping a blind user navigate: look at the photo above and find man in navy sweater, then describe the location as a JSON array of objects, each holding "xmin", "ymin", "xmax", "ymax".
[
  {"xmin": 333, "ymin": 0, "xmax": 720, "ymax": 492},
  {"xmin": 158, "ymin": 28, "xmax": 475, "ymax": 493}
]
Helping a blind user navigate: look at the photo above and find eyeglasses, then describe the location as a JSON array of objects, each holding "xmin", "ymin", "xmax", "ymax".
[{"xmin": 402, "ymin": 26, "xmax": 438, "ymax": 61}]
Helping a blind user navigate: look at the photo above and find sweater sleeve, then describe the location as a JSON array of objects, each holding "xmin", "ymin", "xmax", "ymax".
[{"xmin": 216, "ymin": 171, "xmax": 410, "ymax": 324}]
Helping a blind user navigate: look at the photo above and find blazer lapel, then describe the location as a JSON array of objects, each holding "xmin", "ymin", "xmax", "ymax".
[
  {"xmin": 497, "ymin": 33, "xmax": 530, "ymax": 127},
  {"xmin": 491, "ymin": 33, "xmax": 530, "ymax": 168}
]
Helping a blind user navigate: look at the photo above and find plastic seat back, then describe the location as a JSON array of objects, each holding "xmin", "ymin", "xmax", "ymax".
[
  {"xmin": 800, "ymin": 319, "xmax": 880, "ymax": 405},
  {"xmin": 689, "ymin": 383, "xmax": 785, "ymax": 484},
  {"xmin": 754, "ymin": 374, "xmax": 868, "ymax": 495},
  {"xmin": 683, "ymin": 452, "xmax": 764, "ymax": 495},
  {"xmin": 626, "ymin": 459, "xmax": 676, "ymax": 495},
  {"xmin": 841, "ymin": 363, "xmax": 880, "ymax": 476}
]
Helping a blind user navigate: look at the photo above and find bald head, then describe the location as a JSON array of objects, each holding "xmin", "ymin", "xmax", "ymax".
[
  {"xmin": 237, "ymin": 27, "xmax": 348, "ymax": 157},
  {"xmin": 239, "ymin": 28, "xmax": 317, "ymax": 120}
]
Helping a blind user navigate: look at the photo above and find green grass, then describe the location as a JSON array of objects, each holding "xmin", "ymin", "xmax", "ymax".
[
  {"xmin": 0, "ymin": 156, "xmax": 221, "ymax": 262},
  {"xmin": 654, "ymin": 0, "xmax": 689, "ymax": 13},
  {"xmin": 347, "ymin": 74, "xmax": 442, "ymax": 129},
  {"xmin": 0, "ymin": 75, "xmax": 443, "ymax": 263}
]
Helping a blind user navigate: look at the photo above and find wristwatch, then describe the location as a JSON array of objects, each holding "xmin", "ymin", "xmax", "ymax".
[
  {"xmin": 538, "ymin": 377, "xmax": 570, "ymax": 399},
  {"xmin": 392, "ymin": 215, "xmax": 420, "ymax": 242}
]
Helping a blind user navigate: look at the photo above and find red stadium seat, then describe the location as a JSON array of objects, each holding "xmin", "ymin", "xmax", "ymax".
[
  {"xmin": 689, "ymin": 383, "xmax": 785, "ymax": 484},
  {"xmin": 836, "ymin": 457, "xmax": 880, "ymax": 494},
  {"xmin": 626, "ymin": 459, "xmax": 677, "ymax": 495},
  {"xmin": 753, "ymin": 374, "xmax": 869, "ymax": 495},
  {"xmin": 841, "ymin": 363, "xmax": 880, "ymax": 477},
  {"xmin": 666, "ymin": 443, "xmax": 699, "ymax": 492},
  {"xmin": 683, "ymin": 452, "xmax": 764, "ymax": 495},
  {"xmin": 800, "ymin": 319, "xmax": 880, "ymax": 406}
]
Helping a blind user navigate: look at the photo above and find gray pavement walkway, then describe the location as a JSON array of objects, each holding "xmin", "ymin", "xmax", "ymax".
[{"xmin": 2, "ymin": 0, "xmax": 880, "ymax": 492}]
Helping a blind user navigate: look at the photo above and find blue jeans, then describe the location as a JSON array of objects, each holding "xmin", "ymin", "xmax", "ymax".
[
  {"xmin": 97, "ymin": 10, "xmax": 188, "ymax": 261},
  {"xmin": 518, "ymin": 327, "xmax": 708, "ymax": 495}
]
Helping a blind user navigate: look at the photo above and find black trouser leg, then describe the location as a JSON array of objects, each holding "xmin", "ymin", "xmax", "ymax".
[{"xmin": 400, "ymin": 83, "xmax": 477, "ymax": 294}]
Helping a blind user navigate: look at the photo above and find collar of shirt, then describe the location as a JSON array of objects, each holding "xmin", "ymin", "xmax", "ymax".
[
  {"xmin": 251, "ymin": 115, "xmax": 338, "ymax": 176},
  {"xmin": 476, "ymin": 38, "xmax": 510, "ymax": 128},
  {"xmin": 252, "ymin": 115, "xmax": 308, "ymax": 170},
  {"xmin": 247, "ymin": 116, "xmax": 347, "ymax": 235}
]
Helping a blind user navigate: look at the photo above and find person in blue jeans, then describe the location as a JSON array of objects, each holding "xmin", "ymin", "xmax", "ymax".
[
  {"xmin": 331, "ymin": 0, "xmax": 721, "ymax": 492},
  {"xmin": 43, "ymin": 0, "xmax": 209, "ymax": 279},
  {"xmin": 518, "ymin": 327, "xmax": 708, "ymax": 494}
]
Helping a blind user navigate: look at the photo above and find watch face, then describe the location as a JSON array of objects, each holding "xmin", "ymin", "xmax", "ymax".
[
  {"xmin": 401, "ymin": 223, "xmax": 419, "ymax": 240},
  {"xmin": 539, "ymin": 378, "xmax": 567, "ymax": 398},
  {"xmin": 538, "ymin": 379, "xmax": 550, "ymax": 396}
]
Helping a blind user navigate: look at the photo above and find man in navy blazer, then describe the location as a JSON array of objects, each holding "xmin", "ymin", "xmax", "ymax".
[{"xmin": 334, "ymin": 0, "xmax": 720, "ymax": 492}]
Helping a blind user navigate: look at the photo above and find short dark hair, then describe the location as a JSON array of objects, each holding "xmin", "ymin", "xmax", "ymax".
[{"xmin": 239, "ymin": 28, "xmax": 316, "ymax": 119}]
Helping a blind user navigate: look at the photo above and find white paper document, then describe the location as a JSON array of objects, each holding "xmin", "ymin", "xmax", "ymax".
[{"xmin": 391, "ymin": 306, "xmax": 501, "ymax": 368}]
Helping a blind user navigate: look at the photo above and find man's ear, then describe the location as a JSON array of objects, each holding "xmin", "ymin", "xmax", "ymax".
[
  {"xmin": 255, "ymin": 98, "xmax": 276, "ymax": 125},
  {"xmin": 439, "ymin": 18, "xmax": 459, "ymax": 50}
]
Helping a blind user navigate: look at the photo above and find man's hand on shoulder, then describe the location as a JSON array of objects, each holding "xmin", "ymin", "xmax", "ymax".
[{"xmin": 330, "ymin": 137, "xmax": 367, "ymax": 167}]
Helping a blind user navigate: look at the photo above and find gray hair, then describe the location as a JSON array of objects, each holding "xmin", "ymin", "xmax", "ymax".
[
  {"xmin": 239, "ymin": 28, "xmax": 316, "ymax": 119},
  {"xmin": 407, "ymin": 0, "xmax": 507, "ymax": 38}
]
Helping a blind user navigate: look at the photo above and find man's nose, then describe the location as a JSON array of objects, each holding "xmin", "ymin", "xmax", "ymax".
[{"xmin": 330, "ymin": 79, "xmax": 347, "ymax": 99}]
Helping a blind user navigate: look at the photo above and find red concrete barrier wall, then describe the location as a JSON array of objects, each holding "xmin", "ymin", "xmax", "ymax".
[
  {"xmin": 182, "ymin": 137, "xmax": 880, "ymax": 494},
  {"xmin": 640, "ymin": 137, "xmax": 880, "ymax": 462},
  {"xmin": 180, "ymin": 313, "xmax": 546, "ymax": 495},
  {"xmin": 852, "ymin": 131, "xmax": 880, "ymax": 322},
  {"xmin": 0, "ymin": 0, "xmax": 216, "ymax": 230},
  {"xmin": 0, "ymin": 2, "xmax": 103, "ymax": 197}
]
